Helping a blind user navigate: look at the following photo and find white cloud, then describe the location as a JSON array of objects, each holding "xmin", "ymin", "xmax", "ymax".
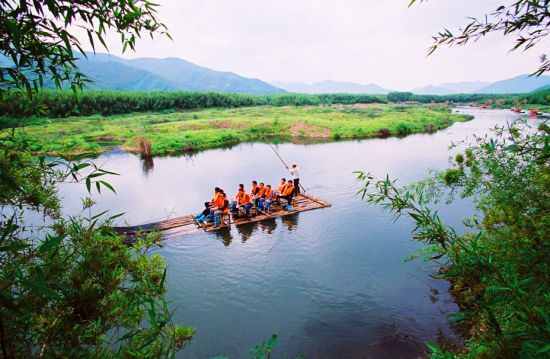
[{"xmin": 85, "ymin": 0, "xmax": 550, "ymax": 90}]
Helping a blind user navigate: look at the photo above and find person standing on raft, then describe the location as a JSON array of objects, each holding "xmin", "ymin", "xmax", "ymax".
[{"xmin": 287, "ymin": 163, "xmax": 300, "ymax": 195}]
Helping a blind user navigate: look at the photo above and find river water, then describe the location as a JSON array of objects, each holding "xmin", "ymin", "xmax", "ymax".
[{"xmin": 57, "ymin": 107, "xmax": 524, "ymax": 358}]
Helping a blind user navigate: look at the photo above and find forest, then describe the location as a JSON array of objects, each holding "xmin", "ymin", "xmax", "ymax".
[{"xmin": 2, "ymin": 88, "xmax": 549, "ymax": 121}]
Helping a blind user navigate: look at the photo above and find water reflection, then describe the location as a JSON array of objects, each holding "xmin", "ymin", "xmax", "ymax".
[
  {"xmin": 258, "ymin": 217, "xmax": 277, "ymax": 234},
  {"xmin": 214, "ymin": 227, "xmax": 233, "ymax": 247},
  {"xmin": 235, "ymin": 222, "xmax": 258, "ymax": 243},
  {"xmin": 141, "ymin": 156, "xmax": 154, "ymax": 174},
  {"xmin": 281, "ymin": 212, "xmax": 299, "ymax": 231}
]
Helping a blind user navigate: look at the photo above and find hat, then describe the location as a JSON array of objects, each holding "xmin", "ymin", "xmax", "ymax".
[{"xmin": 292, "ymin": 162, "xmax": 296, "ymax": 166}]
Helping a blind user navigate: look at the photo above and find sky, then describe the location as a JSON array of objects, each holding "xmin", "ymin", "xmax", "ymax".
[{"xmin": 86, "ymin": 0, "xmax": 550, "ymax": 91}]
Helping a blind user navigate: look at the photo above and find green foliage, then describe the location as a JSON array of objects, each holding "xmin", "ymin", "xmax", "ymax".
[
  {"xmin": 356, "ymin": 119, "xmax": 550, "ymax": 358},
  {"xmin": 0, "ymin": 0, "xmax": 168, "ymax": 110},
  {"xmin": 396, "ymin": 122, "xmax": 412, "ymax": 134},
  {"xmin": 9, "ymin": 104, "xmax": 472, "ymax": 155},
  {"xmin": 0, "ymin": 134, "xmax": 195, "ymax": 357},
  {"xmin": 387, "ymin": 91, "xmax": 413, "ymax": 103},
  {"xmin": 410, "ymin": 0, "xmax": 550, "ymax": 75}
]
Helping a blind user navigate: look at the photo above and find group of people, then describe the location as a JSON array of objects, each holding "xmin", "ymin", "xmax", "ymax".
[{"xmin": 193, "ymin": 163, "xmax": 301, "ymax": 228}]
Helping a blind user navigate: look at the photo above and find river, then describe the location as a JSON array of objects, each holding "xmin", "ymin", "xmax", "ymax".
[{"xmin": 57, "ymin": 107, "xmax": 525, "ymax": 358}]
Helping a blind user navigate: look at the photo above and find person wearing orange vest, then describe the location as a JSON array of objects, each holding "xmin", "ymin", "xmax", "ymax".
[
  {"xmin": 209, "ymin": 188, "xmax": 225, "ymax": 215},
  {"xmin": 276, "ymin": 180, "xmax": 295, "ymax": 209},
  {"xmin": 260, "ymin": 184, "xmax": 276, "ymax": 211},
  {"xmin": 231, "ymin": 184, "xmax": 245, "ymax": 212},
  {"xmin": 212, "ymin": 191, "xmax": 230, "ymax": 228},
  {"xmin": 236, "ymin": 188, "xmax": 253, "ymax": 218},
  {"xmin": 254, "ymin": 182, "xmax": 266, "ymax": 208},
  {"xmin": 276, "ymin": 178, "xmax": 286, "ymax": 195},
  {"xmin": 194, "ymin": 187, "xmax": 220, "ymax": 223}
]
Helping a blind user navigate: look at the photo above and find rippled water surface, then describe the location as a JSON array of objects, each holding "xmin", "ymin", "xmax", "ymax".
[{"xmin": 58, "ymin": 108, "xmax": 525, "ymax": 358}]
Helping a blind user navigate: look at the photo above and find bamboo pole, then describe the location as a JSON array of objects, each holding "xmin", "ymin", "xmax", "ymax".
[{"xmin": 261, "ymin": 134, "xmax": 306, "ymax": 193}]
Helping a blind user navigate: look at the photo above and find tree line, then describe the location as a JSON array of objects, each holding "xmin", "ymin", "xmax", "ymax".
[{"xmin": 1, "ymin": 88, "xmax": 548, "ymax": 120}]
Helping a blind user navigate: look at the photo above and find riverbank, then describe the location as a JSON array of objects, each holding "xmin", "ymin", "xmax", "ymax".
[{"xmin": 13, "ymin": 103, "xmax": 473, "ymax": 156}]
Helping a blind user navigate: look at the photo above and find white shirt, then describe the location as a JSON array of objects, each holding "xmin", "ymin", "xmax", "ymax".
[{"xmin": 289, "ymin": 166, "xmax": 300, "ymax": 179}]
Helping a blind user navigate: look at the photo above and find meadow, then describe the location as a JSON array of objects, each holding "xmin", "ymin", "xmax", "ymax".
[{"xmin": 14, "ymin": 103, "xmax": 472, "ymax": 156}]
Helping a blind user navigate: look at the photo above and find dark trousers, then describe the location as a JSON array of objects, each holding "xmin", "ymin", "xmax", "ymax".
[
  {"xmin": 277, "ymin": 194, "xmax": 293, "ymax": 205},
  {"xmin": 293, "ymin": 178, "xmax": 300, "ymax": 195}
]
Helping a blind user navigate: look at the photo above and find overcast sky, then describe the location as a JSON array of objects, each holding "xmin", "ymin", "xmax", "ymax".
[{"xmin": 89, "ymin": 0, "xmax": 550, "ymax": 90}]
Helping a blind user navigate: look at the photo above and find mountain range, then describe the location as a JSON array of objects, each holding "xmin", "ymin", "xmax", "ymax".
[
  {"xmin": 1, "ymin": 52, "xmax": 286, "ymax": 95},
  {"xmin": 3, "ymin": 52, "xmax": 550, "ymax": 95},
  {"xmin": 271, "ymin": 80, "xmax": 390, "ymax": 94},
  {"xmin": 275, "ymin": 75, "xmax": 550, "ymax": 95}
]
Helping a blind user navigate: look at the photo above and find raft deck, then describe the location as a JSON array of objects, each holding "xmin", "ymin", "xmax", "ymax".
[{"xmin": 113, "ymin": 193, "xmax": 331, "ymax": 236}]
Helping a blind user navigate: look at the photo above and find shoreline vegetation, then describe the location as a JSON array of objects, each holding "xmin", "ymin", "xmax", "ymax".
[{"xmin": 8, "ymin": 103, "xmax": 473, "ymax": 156}]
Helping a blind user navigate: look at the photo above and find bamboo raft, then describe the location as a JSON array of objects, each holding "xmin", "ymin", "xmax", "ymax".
[{"xmin": 113, "ymin": 193, "xmax": 331, "ymax": 237}]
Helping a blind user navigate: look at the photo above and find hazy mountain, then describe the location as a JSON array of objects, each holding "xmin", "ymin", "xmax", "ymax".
[
  {"xmin": 1, "ymin": 52, "xmax": 285, "ymax": 94},
  {"xmin": 272, "ymin": 80, "xmax": 391, "ymax": 94},
  {"xmin": 440, "ymin": 81, "xmax": 490, "ymax": 94},
  {"xmin": 411, "ymin": 85, "xmax": 457, "ymax": 95},
  {"xmin": 84, "ymin": 52, "xmax": 285, "ymax": 95},
  {"xmin": 64, "ymin": 59, "xmax": 185, "ymax": 91},
  {"xmin": 476, "ymin": 74, "xmax": 550, "ymax": 94},
  {"xmin": 412, "ymin": 81, "xmax": 491, "ymax": 95}
]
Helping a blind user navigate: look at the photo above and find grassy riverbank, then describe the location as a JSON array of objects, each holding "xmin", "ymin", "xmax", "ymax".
[{"xmin": 11, "ymin": 103, "xmax": 472, "ymax": 156}]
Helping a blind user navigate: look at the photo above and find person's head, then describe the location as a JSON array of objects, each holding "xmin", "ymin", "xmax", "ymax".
[
  {"xmin": 220, "ymin": 191, "xmax": 226, "ymax": 198},
  {"xmin": 239, "ymin": 183, "xmax": 244, "ymax": 190},
  {"xmin": 292, "ymin": 163, "xmax": 297, "ymax": 168},
  {"xmin": 267, "ymin": 184, "xmax": 271, "ymax": 189},
  {"xmin": 259, "ymin": 182, "xmax": 264, "ymax": 187},
  {"xmin": 215, "ymin": 187, "xmax": 220, "ymax": 193},
  {"xmin": 252, "ymin": 180, "xmax": 257, "ymax": 186},
  {"xmin": 238, "ymin": 188, "xmax": 243, "ymax": 193},
  {"xmin": 288, "ymin": 180, "xmax": 293, "ymax": 185},
  {"xmin": 281, "ymin": 178, "xmax": 286, "ymax": 183}
]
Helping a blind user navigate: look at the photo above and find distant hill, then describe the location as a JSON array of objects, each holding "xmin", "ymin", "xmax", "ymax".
[
  {"xmin": 1, "ymin": 52, "xmax": 285, "ymax": 95},
  {"xmin": 412, "ymin": 81, "xmax": 491, "ymax": 95},
  {"xmin": 411, "ymin": 85, "xmax": 457, "ymax": 95},
  {"xmin": 82, "ymin": 53, "xmax": 284, "ymax": 94},
  {"xmin": 440, "ymin": 81, "xmax": 490, "ymax": 94},
  {"xmin": 273, "ymin": 80, "xmax": 391, "ymax": 94},
  {"xmin": 476, "ymin": 74, "xmax": 550, "ymax": 94},
  {"xmin": 54, "ymin": 59, "xmax": 185, "ymax": 91}
]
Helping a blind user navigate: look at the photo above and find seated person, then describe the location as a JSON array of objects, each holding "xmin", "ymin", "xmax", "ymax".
[
  {"xmin": 230, "ymin": 184, "xmax": 245, "ymax": 212},
  {"xmin": 261, "ymin": 185, "xmax": 276, "ymax": 211},
  {"xmin": 276, "ymin": 178, "xmax": 286, "ymax": 195},
  {"xmin": 193, "ymin": 187, "xmax": 221, "ymax": 223},
  {"xmin": 236, "ymin": 188, "xmax": 253, "ymax": 218},
  {"xmin": 255, "ymin": 182, "xmax": 266, "ymax": 208},
  {"xmin": 212, "ymin": 191, "xmax": 230, "ymax": 228},
  {"xmin": 276, "ymin": 180, "xmax": 295, "ymax": 208}
]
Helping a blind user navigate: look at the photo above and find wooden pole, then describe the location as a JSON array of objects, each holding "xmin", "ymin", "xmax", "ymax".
[{"xmin": 262, "ymin": 134, "xmax": 306, "ymax": 193}]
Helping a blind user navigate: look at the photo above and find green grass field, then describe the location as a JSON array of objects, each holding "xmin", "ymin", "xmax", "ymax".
[{"xmin": 12, "ymin": 103, "xmax": 473, "ymax": 156}]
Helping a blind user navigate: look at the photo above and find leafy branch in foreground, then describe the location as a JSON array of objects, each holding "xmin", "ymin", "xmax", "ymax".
[
  {"xmin": 0, "ymin": 0, "xmax": 170, "ymax": 112},
  {"xmin": 0, "ymin": 134, "xmax": 194, "ymax": 358},
  {"xmin": 409, "ymin": 0, "xmax": 550, "ymax": 76},
  {"xmin": 356, "ymin": 119, "xmax": 550, "ymax": 358}
]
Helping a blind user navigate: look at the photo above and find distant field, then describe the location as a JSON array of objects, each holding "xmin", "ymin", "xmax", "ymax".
[{"xmin": 13, "ymin": 104, "xmax": 473, "ymax": 156}]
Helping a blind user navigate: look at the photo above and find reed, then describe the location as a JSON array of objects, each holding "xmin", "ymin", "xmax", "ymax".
[{"xmin": 137, "ymin": 137, "xmax": 152, "ymax": 158}]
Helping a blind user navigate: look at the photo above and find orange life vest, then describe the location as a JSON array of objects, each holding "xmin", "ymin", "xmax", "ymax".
[
  {"xmin": 221, "ymin": 198, "xmax": 230, "ymax": 213},
  {"xmin": 251, "ymin": 184, "xmax": 259, "ymax": 196},
  {"xmin": 277, "ymin": 183, "xmax": 286, "ymax": 193},
  {"xmin": 239, "ymin": 192, "xmax": 251, "ymax": 205},
  {"xmin": 258, "ymin": 186, "xmax": 266, "ymax": 197},
  {"xmin": 214, "ymin": 194, "xmax": 225, "ymax": 207},
  {"xmin": 212, "ymin": 192, "xmax": 220, "ymax": 204},
  {"xmin": 282, "ymin": 185, "xmax": 294, "ymax": 196},
  {"xmin": 265, "ymin": 187, "xmax": 273, "ymax": 200}
]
